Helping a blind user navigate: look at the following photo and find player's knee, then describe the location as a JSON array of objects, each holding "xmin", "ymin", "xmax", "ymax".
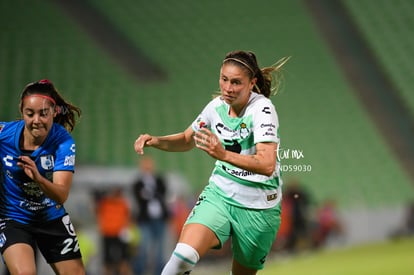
[{"xmin": 50, "ymin": 260, "xmax": 85, "ymax": 275}]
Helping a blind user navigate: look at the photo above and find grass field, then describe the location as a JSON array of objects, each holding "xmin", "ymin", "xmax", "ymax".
[
  {"xmin": 195, "ymin": 237, "xmax": 414, "ymax": 274},
  {"xmin": 260, "ymin": 237, "xmax": 414, "ymax": 275}
]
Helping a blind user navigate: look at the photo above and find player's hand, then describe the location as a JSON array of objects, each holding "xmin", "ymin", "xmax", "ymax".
[
  {"xmin": 193, "ymin": 128, "xmax": 225, "ymax": 160},
  {"xmin": 134, "ymin": 134, "xmax": 157, "ymax": 155},
  {"xmin": 17, "ymin": 156, "xmax": 42, "ymax": 182}
]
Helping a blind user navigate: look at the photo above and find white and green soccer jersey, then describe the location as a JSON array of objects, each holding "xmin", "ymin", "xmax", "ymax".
[{"xmin": 191, "ymin": 93, "xmax": 282, "ymax": 209}]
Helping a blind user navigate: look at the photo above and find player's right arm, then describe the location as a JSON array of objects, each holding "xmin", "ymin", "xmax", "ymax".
[{"xmin": 134, "ymin": 126, "xmax": 195, "ymax": 154}]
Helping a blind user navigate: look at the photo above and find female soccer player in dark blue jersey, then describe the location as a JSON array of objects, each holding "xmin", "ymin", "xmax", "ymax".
[{"xmin": 0, "ymin": 80, "xmax": 85, "ymax": 274}]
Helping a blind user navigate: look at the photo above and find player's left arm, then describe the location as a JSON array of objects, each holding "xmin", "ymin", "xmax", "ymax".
[
  {"xmin": 223, "ymin": 141, "xmax": 278, "ymax": 176},
  {"xmin": 17, "ymin": 156, "xmax": 73, "ymax": 204},
  {"xmin": 35, "ymin": 134, "xmax": 76, "ymax": 204},
  {"xmin": 33, "ymin": 169, "xmax": 73, "ymax": 204},
  {"xmin": 194, "ymin": 128, "xmax": 278, "ymax": 176}
]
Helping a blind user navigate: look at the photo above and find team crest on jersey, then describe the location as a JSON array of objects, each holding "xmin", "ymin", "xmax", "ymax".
[
  {"xmin": 0, "ymin": 124, "xmax": 4, "ymax": 133},
  {"xmin": 239, "ymin": 123, "xmax": 250, "ymax": 139},
  {"xmin": 40, "ymin": 155, "xmax": 54, "ymax": 170}
]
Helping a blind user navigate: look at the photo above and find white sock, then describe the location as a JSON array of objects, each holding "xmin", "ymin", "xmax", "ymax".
[{"xmin": 161, "ymin": 243, "xmax": 200, "ymax": 275}]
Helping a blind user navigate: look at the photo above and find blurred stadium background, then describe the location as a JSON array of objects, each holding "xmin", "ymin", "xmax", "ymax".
[{"xmin": 1, "ymin": 0, "xmax": 413, "ymax": 274}]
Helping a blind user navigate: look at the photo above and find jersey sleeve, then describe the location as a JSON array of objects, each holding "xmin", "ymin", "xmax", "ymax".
[
  {"xmin": 190, "ymin": 99, "xmax": 215, "ymax": 132},
  {"xmin": 53, "ymin": 135, "xmax": 76, "ymax": 172},
  {"xmin": 253, "ymin": 100, "xmax": 280, "ymax": 144},
  {"xmin": 0, "ymin": 122, "xmax": 9, "ymax": 141}
]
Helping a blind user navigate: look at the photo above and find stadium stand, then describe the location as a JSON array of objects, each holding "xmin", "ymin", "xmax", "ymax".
[
  {"xmin": 0, "ymin": 0, "xmax": 412, "ymax": 209},
  {"xmin": 344, "ymin": 0, "xmax": 414, "ymax": 118}
]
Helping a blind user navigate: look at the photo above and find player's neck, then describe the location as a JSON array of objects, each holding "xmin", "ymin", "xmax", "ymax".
[{"xmin": 20, "ymin": 130, "xmax": 45, "ymax": 151}]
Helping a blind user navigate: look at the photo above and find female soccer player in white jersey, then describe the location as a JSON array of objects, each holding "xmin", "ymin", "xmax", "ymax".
[
  {"xmin": 0, "ymin": 80, "xmax": 85, "ymax": 274},
  {"xmin": 134, "ymin": 50, "xmax": 289, "ymax": 275}
]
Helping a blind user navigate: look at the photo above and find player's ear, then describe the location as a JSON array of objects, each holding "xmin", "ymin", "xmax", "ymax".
[
  {"xmin": 250, "ymin": 77, "xmax": 257, "ymax": 90},
  {"xmin": 54, "ymin": 106, "xmax": 60, "ymax": 117}
]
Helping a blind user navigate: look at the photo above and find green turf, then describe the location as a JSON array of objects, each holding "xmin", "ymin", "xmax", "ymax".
[{"xmin": 260, "ymin": 237, "xmax": 414, "ymax": 275}]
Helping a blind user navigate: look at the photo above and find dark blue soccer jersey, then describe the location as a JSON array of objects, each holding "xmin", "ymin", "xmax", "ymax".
[{"xmin": 0, "ymin": 120, "xmax": 76, "ymax": 224}]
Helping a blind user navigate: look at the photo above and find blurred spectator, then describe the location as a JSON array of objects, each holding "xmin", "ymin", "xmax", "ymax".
[
  {"xmin": 132, "ymin": 156, "xmax": 170, "ymax": 275},
  {"xmin": 283, "ymin": 178, "xmax": 312, "ymax": 252},
  {"xmin": 96, "ymin": 187, "xmax": 132, "ymax": 275},
  {"xmin": 273, "ymin": 194, "xmax": 293, "ymax": 251},
  {"xmin": 311, "ymin": 198, "xmax": 343, "ymax": 248},
  {"xmin": 405, "ymin": 201, "xmax": 414, "ymax": 235},
  {"xmin": 390, "ymin": 200, "xmax": 414, "ymax": 239},
  {"xmin": 169, "ymin": 195, "xmax": 191, "ymax": 242},
  {"xmin": 76, "ymin": 225, "xmax": 97, "ymax": 275}
]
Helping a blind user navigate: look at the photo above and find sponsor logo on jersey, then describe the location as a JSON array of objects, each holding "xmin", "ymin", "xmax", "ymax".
[
  {"xmin": 267, "ymin": 193, "xmax": 278, "ymax": 201},
  {"xmin": 40, "ymin": 155, "xmax": 54, "ymax": 170},
  {"xmin": 216, "ymin": 123, "xmax": 250, "ymax": 140},
  {"xmin": 260, "ymin": 255, "xmax": 267, "ymax": 264},
  {"xmin": 215, "ymin": 123, "xmax": 234, "ymax": 136},
  {"xmin": 263, "ymin": 131, "xmax": 276, "ymax": 137},
  {"xmin": 262, "ymin": 123, "xmax": 276, "ymax": 137},
  {"xmin": 222, "ymin": 165, "xmax": 255, "ymax": 177},
  {"xmin": 64, "ymin": 155, "xmax": 75, "ymax": 166},
  {"xmin": 195, "ymin": 117, "xmax": 209, "ymax": 131},
  {"xmin": 199, "ymin": 121, "xmax": 206, "ymax": 129},
  {"xmin": 21, "ymin": 181, "xmax": 43, "ymax": 197},
  {"xmin": 260, "ymin": 123, "xmax": 276, "ymax": 129},
  {"xmin": 6, "ymin": 170, "xmax": 13, "ymax": 179}
]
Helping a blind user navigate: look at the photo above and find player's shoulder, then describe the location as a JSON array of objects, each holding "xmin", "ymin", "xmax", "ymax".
[
  {"xmin": 209, "ymin": 95, "xmax": 223, "ymax": 106},
  {"xmin": 49, "ymin": 123, "xmax": 74, "ymax": 144},
  {"xmin": 250, "ymin": 93, "xmax": 274, "ymax": 106},
  {"xmin": 247, "ymin": 93, "xmax": 276, "ymax": 113},
  {"xmin": 0, "ymin": 120, "xmax": 23, "ymax": 138},
  {"xmin": 202, "ymin": 96, "xmax": 224, "ymax": 111}
]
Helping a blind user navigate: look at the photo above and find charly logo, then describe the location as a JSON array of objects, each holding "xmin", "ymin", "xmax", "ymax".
[
  {"xmin": 62, "ymin": 215, "xmax": 76, "ymax": 236},
  {"xmin": 3, "ymin": 155, "xmax": 13, "ymax": 167},
  {"xmin": 277, "ymin": 147, "xmax": 312, "ymax": 173}
]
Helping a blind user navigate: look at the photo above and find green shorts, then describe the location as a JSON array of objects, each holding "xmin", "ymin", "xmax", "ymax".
[{"xmin": 185, "ymin": 184, "xmax": 281, "ymax": 270}]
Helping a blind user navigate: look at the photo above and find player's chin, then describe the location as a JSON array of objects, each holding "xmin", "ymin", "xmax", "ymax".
[
  {"xmin": 222, "ymin": 96, "xmax": 234, "ymax": 104},
  {"xmin": 30, "ymin": 128, "xmax": 48, "ymax": 138}
]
